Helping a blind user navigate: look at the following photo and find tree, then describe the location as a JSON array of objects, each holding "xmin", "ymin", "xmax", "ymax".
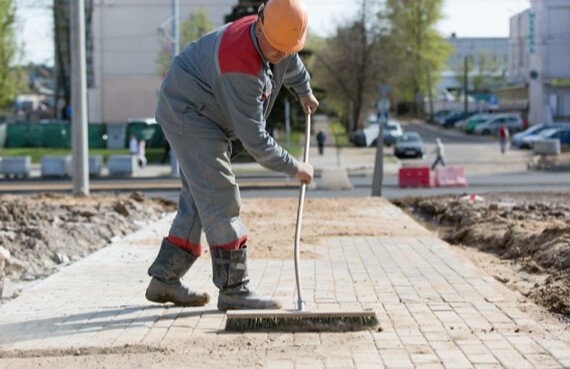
[
  {"xmin": 53, "ymin": 0, "xmax": 94, "ymax": 118},
  {"xmin": 0, "ymin": 0, "xmax": 18, "ymax": 108},
  {"xmin": 385, "ymin": 0, "xmax": 452, "ymax": 116},
  {"xmin": 312, "ymin": 0, "xmax": 388, "ymax": 132},
  {"xmin": 156, "ymin": 7, "xmax": 213, "ymax": 75},
  {"xmin": 456, "ymin": 52, "xmax": 506, "ymax": 93}
]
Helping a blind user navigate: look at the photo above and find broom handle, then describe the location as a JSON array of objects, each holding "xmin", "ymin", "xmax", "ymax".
[{"xmin": 294, "ymin": 113, "xmax": 311, "ymax": 312}]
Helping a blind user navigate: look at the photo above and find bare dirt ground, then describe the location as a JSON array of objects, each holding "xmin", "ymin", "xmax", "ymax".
[
  {"xmin": 393, "ymin": 192, "xmax": 570, "ymax": 321},
  {"xmin": 242, "ymin": 197, "xmax": 428, "ymax": 259},
  {"xmin": 1, "ymin": 195, "xmax": 424, "ymax": 301},
  {"xmin": 0, "ymin": 192, "xmax": 176, "ymax": 300}
]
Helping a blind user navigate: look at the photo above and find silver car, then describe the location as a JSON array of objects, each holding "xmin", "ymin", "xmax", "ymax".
[{"xmin": 473, "ymin": 113, "xmax": 523, "ymax": 135}]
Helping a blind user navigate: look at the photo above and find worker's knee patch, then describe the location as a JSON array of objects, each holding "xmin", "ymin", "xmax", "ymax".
[
  {"xmin": 167, "ymin": 235, "xmax": 202, "ymax": 257},
  {"xmin": 209, "ymin": 235, "xmax": 248, "ymax": 251}
]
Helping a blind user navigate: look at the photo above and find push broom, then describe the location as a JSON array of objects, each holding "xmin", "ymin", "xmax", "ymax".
[{"xmin": 225, "ymin": 114, "xmax": 379, "ymax": 332}]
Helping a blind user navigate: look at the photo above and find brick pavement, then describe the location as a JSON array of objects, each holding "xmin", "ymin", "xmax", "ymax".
[{"xmin": 0, "ymin": 204, "xmax": 568, "ymax": 368}]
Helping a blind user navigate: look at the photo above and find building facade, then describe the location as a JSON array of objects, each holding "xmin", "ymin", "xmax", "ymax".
[
  {"xmin": 438, "ymin": 36, "xmax": 508, "ymax": 93},
  {"xmin": 508, "ymin": 0, "xmax": 570, "ymax": 123},
  {"xmin": 87, "ymin": 0, "xmax": 235, "ymax": 123}
]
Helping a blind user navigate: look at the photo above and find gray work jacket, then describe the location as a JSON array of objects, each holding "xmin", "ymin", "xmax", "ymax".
[{"xmin": 156, "ymin": 15, "xmax": 312, "ymax": 177}]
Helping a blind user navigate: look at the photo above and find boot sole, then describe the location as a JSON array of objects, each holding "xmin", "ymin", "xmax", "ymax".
[{"xmin": 146, "ymin": 292, "xmax": 210, "ymax": 307}]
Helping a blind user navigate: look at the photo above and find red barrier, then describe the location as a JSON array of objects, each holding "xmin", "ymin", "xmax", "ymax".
[
  {"xmin": 434, "ymin": 166, "xmax": 468, "ymax": 187},
  {"xmin": 398, "ymin": 167, "xmax": 432, "ymax": 188}
]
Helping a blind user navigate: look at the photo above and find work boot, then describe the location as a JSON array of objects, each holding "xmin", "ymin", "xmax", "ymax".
[
  {"xmin": 211, "ymin": 245, "xmax": 282, "ymax": 311},
  {"xmin": 146, "ymin": 238, "xmax": 210, "ymax": 306}
]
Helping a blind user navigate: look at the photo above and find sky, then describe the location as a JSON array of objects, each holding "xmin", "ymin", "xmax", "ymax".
[{"xmin": 14, "ymin": 0, "xmax": 531, "ymax": 66}]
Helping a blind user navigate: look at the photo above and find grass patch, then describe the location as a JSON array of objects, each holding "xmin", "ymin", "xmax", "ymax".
[{"xmin": 0, "ymin": 148, "xmax": 167, "ymax": 164}]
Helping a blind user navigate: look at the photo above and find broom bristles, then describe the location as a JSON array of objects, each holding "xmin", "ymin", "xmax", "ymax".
[{"xmin": 224, "ymin": 310, "xmax": 379, "ymax": 332}]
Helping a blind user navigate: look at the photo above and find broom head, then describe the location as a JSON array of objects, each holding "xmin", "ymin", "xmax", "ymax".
[{"xmin": 224, "ymin": 309, "xmax": 378, "ymax": 332}]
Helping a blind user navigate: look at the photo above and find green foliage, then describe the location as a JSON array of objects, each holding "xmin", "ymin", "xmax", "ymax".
[
  {"xmin": 156, "ymin": 8, "xmax": 213, "ymax": 75},
  {"xmin": 180, "ymin": 7, "xmax": 213, "ymax": 49},
  {"xmin": 312, "ymin": 1, "xmax": 388, "ymax": 131},
  {"xmin": 455, "ymin": 52, "xmax": 507, "ymax": 93},
  {"xmin": 386, "ymin": 0, "xmax": 452, "ymax": 105},
  {"xmin": 313, "ymin": 0, "xmax": 452, "ymax": 124},
  {"xmin": 0, "ymin": 0, "xmax": 18, "ymax": 108}
]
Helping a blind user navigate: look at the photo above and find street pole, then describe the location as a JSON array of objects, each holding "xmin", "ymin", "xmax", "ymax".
[
  {"xmin": 426, "ymin": 66, "xmax": 434, "ymax": 122},
  {"xmin": 371, "ymin": 119, "xmax": 384, "ymax": 197},
  {"xmin": 463, "ymin": 55, "xmax": 469, "ymax": 114},
  {"xmin": 70, "ymin": 0, "xmax": 89, "ymax": 196},
  {"xmin": 372, "ymin": 87, "xmax": 390, "ymax": 197},
  {"xmin": 170, "ymin": 0, "xmax": 180, "ymax": 177}
]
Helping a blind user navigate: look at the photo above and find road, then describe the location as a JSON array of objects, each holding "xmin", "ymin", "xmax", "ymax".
[
  {"xmin": 148, "ymin": 122, "xmax": 569, "ymax": 201},
  {"xmin": 398, "ymin": 121, "xmax": 534, "ymax": 175},
  {"xmin": 1, "ymin": 120, "xmax": 567, "ymax": 200}
]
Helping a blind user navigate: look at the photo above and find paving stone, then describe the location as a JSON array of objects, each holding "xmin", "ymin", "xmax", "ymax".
[{"xmin": 0, "ymin": 204, "xmax": 567, "ymax": 368}]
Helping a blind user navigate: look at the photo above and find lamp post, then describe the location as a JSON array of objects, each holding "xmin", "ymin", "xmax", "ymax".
[{"xmin": 70, "ymin": 0, "xmax": 89, "ymax": 195}]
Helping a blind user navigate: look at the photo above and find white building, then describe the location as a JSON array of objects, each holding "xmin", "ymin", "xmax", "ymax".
[
  {"xmin": 508, "ymin": 0, "xmax": 570, "ymax": 123},
  {"xmin": 438, "ymin": 36, "xmax": 508, "ymax": 93},
  {"xmin": 88, "ymin": 0, "xmax": 235, "ymax": 123}
]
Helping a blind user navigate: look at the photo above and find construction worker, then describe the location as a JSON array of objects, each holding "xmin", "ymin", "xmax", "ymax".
[{"xmin": 145, "ymin": 0, "xmax": 318, "ymax": 311}]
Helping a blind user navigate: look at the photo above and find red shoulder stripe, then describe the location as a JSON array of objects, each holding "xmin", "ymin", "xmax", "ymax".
[{"xmin": 218, "ymin": 15, "xmax": 261, "ymax": 76}]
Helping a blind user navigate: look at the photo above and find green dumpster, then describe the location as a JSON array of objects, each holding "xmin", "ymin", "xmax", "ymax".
[
  {"xmin": 6, "ymin": 124, "xmax": 29, "ymax": 147},
  {"xmin": 88, "ymin": 124, "xmax": 107, "ymax": 149},
  {"xmin": 41, "ymin": 123, "xmax": 71, "ymax": 148},
  {"xmin": 126, "ymin": 119, "xmax": 165, "ymax": 148}
]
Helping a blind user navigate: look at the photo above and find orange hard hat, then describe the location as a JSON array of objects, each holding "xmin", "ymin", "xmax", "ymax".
[{"xmin": 259, "ymin": 0, "xmax": 308, "ymax": 54}]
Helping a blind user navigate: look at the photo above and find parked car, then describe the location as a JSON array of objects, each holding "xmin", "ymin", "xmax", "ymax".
[
  {"xmin": 349, "ymin": 119, "xmax": 403, "ymax": 147},
  {"xmin": 511, "ymin": 123, "xmax": 570, "ymax": 148},
  {"xmin": 454, "ymin": 118, "xmax": 470, "ymax": 130},
  {"xmin": 520, "ymin": 127, "xmax": 570, "ymax": 149},
  {"xmin": 394, "ymin": 132, "xmax": 426, "ymax": 159},
  {"xmin": 435, "ymin": 110, "xmax": 460, "ymax": 126},
  {"xmin": 430, "ymin": 109, "xmax": 452, "ymax": 124},
  {"xmin": 458, "ymin": 114, "xmax": 489, "ymax": 133},
  {"xmin": 473, "ymin": 113, "xmax": 523, "ymax": 135},
  {"xmin": 378, "ymin": 120, "xmax": 403, "ymax": 146},
  {"xmin": 442, "ymin": 111, "xmax": 476, "ymax": 128}
]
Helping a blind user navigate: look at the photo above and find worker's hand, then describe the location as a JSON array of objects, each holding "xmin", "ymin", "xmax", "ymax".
[
  {"xmin": 300, "ymin": 94, "xmax": 319, "ymax": 115},
  {"xmin": 295, "ymin": 162, "xmax": 314, "ymax": 185}
]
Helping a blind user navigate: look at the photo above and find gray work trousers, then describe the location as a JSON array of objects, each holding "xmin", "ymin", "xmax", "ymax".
[{"xmin": 158, "ymin": 107, "xmax": 248, "ymax": 256}]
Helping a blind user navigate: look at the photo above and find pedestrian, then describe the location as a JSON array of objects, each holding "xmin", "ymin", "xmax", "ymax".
[
  {"xmin": 129, "ymin": 134, "xmax": 138, "ymax": 155},
  {"xmin": 431, "ymin": 138, "xmax": 445, "ymax": 169},
  {"xmin": 145, "ymin": 0, "xmax": 318, "ymax": 311},
  {"xmin": 316, "ymin": 127, "xmax": 326, "ymax": 155},
  {"xmin": 137, "ymin": 139, "xmax": 147, "ymax": 167},
  {"xmin": 498, "ymin": 124, "xmax": 510, "ymax": 154}
]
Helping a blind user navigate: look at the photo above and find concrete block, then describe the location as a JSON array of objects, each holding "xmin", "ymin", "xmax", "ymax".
[
  {"xmin": 534, "ymin": 139, "xmax": 561, "ymax": 155},
  {"xmin": 89, "ymin": 155, "xmax": 103, "ymax": 176},
  {"xmin": 40, "ymin": 155, "xmax": 72, "ymax": 177},
  {"xmin": 0, "ymin": 156, "xmax": 31, "ymax": 178},
  {"xmin": 108, "ymin": 155, "xmax": 137, "ymax": 176},
  {"xmin": 317, "ymin": 167, "xmax": 353, "ymax": 190}
]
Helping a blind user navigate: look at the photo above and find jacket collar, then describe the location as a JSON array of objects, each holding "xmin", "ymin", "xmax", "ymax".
[{"xmin": 250, "ymin": 22, "xmax": 270, "ymax": 69}]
